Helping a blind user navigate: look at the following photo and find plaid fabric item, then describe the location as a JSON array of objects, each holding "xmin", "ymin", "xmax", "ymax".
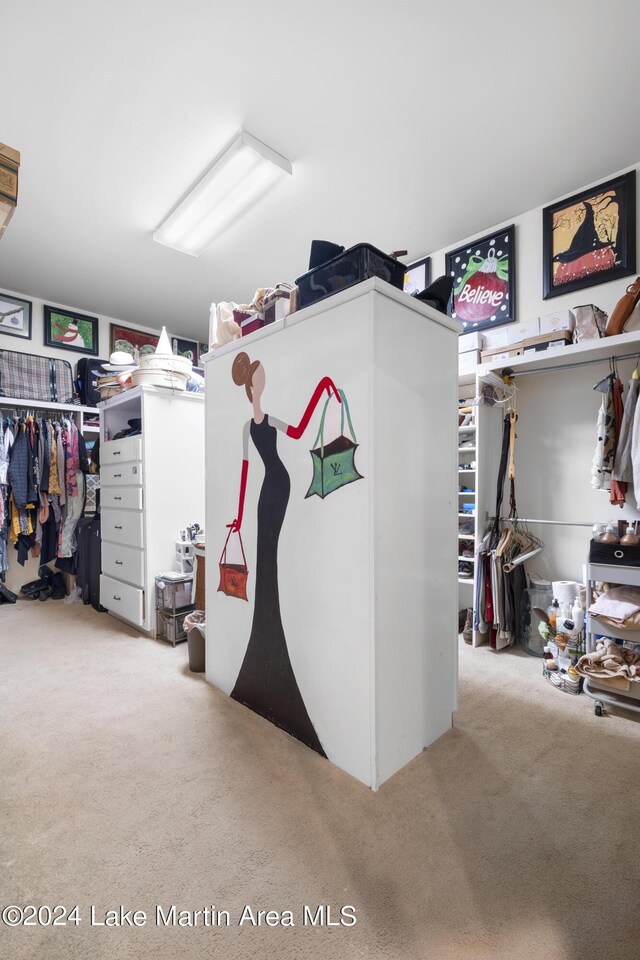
[{"xmin": 0, "ymin": 349, "xmax": 75, "ymax": 403}]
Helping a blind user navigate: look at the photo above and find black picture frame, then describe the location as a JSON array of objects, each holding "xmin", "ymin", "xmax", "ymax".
[
  {"xmin": 171, "ymin": 336, "xmax": 198, "ymax": 362},
  {"xmin": 403, "ymin": 256, "xmax": 431, "ymax": 296},
  {"xmin": 44, "ymin": 306, "xmax": 99, "ymax": 354},
  {"xmin": 542, "ymin": 170, "xmax": 636, "ymax": 300},
  {"xmin": 0, "ymin": 292, "xmax": 32, "ymax": 340},
  {"xmin": 445, "ymin": 225, "xmax": 516, "ymax": 331}
]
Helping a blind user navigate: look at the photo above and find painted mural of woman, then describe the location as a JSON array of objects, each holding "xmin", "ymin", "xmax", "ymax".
[{"xmin": 228, "ymin": 351, "xmax": 341, "ymax": 756}]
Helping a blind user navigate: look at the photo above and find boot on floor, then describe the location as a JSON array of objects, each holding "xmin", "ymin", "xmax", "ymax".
[{"xmin": 463, "ymin": 608, "xmax": 473, "ymax": 644}]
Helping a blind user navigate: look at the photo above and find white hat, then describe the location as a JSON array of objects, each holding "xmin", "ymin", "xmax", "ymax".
[{"xmin": 102, "ymin": 350, "xmax": 138, "ymax": 372}]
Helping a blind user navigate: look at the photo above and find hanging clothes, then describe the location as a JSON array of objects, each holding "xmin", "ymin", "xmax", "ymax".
[
  {"xmin": 591, "ymin": 377, "xmax": 616, "ymax": 491},
  {"xmin": 610, "ymin": 377, "xmax": 626, "ymax": 507}
]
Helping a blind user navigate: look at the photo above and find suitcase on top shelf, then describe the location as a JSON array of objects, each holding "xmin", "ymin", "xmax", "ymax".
[
  {"xmin": 0, "ymin": 348, "xmax": 77, "ymax": 403},
  {"xmin": 75, "ymin": 356, "xmax": 109, "ymax": 406}
]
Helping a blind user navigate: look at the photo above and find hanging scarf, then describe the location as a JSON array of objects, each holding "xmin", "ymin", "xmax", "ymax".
[{"xmin": 65, "ymin": 420, "xmax": 79, "ymax": 498}]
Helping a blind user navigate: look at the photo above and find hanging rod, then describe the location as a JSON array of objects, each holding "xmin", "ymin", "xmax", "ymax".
[
  {"xmin": 499, "ymin": 517, "xmax": 601, "ymax": 527},
  {"xmin": 500, "ymin": 350, "xmax": 640, "ymax": 379}
]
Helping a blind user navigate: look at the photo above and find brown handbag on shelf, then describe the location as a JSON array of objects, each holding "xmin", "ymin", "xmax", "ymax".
[
  {"xmin": 605, "ymin": 277, "xmax": 640, "ymax": 336},
  {"xmin": 218, "ymin": 528, "xmax": 249, "ymax": 601}
]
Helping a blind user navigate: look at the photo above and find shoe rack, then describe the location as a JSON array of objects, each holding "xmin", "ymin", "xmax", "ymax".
[{"xmin": 458, "ymin": 379, "xmax": 476, "ymax": 590}]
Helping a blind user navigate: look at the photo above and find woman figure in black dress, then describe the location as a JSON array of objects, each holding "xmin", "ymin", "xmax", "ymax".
[{"xmin": 228, "ymin": 352, "xmax": 340, "ymax": 756}]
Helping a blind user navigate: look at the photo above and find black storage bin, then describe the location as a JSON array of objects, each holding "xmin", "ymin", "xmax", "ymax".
[
  {"xmin": 295, "ymin": 243, "xmax": 406, "ymax": 309},
  {"xmin": 589, "ymin": 539, "xmax": 640, "ymax": 567}
]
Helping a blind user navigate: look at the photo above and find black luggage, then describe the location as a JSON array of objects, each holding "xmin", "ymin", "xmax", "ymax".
[
  {"xmin": 76, "ymin": 512, "xmax": 105, "ymax": 612},
  {"xmin": 75, "ymin": 357, "xmax": 109, "ymax": 406},
  {"xmin": 0, "ymin": 348, "xmax": 76, "ymax": 403}
]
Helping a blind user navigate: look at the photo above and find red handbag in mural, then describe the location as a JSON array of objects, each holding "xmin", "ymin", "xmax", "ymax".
[{"xmin": 218, "ymin": 528, "xmax": 249, "ymax": 601}]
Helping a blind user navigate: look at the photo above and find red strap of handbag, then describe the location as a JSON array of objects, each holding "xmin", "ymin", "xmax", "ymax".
[
  {"xmin": 605, "ymin": 277, "xmax": 640, "ymax": 337},
  {"xmin": 219, "ymin": 527, "xmax": 247, "ymax": 568}
]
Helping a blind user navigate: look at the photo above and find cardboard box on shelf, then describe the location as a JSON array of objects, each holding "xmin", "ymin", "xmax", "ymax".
[
  {"xmin": 539, "ymin": 309, "xmax": 575, "ymax": 335},
  {"xmin": 482, "ymin": 326, "xmax": 510, "ymax": 349},
  {"xmin": 480, "ymin": 345, "xmax": 523, "ymax": 364},
  {"xmin": 458, "ymin": 331, "xmax": 485, "ymax": 353},
  {"xmin": 522, "ymin": 331, "xmax": 573, "ymax": 354},
  {"xmin": 506, "ymin": 318, "xmax": 540, "ymax": 344},
  {"xmin": 458, "ymin": 350, "xmax": 480, "ymax": 376}
]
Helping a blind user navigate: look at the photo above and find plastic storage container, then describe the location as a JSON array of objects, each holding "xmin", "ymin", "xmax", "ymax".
[
  {"xmin": 517, "ymin": 577, "xmax": 554, "ymax": 657},
  {"xmin": 295, "ymin": 243, "xmax": 406, "ymax": 309},
  {"xmin": 155, "ymin": 573, "xmax": 194, "ymax": 613}
]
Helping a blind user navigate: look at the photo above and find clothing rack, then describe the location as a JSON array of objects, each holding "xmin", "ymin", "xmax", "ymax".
[
  {"xmin": 497, "ymin": 517, "xmax": 602, "ymax": 528},
  {"xmin": 500, "ymin": 350, "xmax": 640, "ymax": 379}
]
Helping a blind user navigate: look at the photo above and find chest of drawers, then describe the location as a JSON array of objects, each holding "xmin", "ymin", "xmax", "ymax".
[{"xmin": 99, "ymin": 386, "xmax": 204, "ymax": 634}]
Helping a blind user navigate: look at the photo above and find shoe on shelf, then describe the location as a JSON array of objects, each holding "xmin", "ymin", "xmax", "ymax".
[
  {"xmin": 458, "ymin": 608, "xmax": 467, "ymax": 632},
  {"xmin": 458, "ymin": 561, "xmax": 474, "ymax": 579},
  {"xmin": 459, "ymin": 519, "xmax": 475, "ymax": 535},
  {"xmin": 463, "ymin": 608, "xmax": 474, "ymax": 644},
  {"xmin": 460, "ymin": 540, "xmax": 475, "ymax": 558}
]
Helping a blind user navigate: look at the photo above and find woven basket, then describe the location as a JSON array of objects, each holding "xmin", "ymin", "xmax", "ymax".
[
  {"xmin": 130, "ymin": 369, "xmax": 187, "ymax": 390},
  {"xmin": 137, "ymin": 353, "xmax": 192, "ymax": 377}
]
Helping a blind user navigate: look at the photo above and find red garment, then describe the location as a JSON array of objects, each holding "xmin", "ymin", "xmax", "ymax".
[{"xmin": 610, "ymin": 378, "xmax": 627, "ymax": 507}]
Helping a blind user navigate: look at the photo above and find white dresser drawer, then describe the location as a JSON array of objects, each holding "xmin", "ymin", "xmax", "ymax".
[
  {"xmin": 100, "ymin": 575, "xmax": 144, "ymax": 626},
  {"xmin": 101, "ymin": 462, "xmax": 143, "ymax": 487},
  {"xmin": 101, "ymin": 486, "xmax": 143, "ymax": 511},
  {"xmin": 101, "ymin": 436, "xmax": 142, "ymax": 464},
  {"xmin": 102, "ymin": 542, "xmax": 145, "ymax": 587},
  {"xmin": 102, "ymin": 508, "xmax": 144, "ymax": 548}
]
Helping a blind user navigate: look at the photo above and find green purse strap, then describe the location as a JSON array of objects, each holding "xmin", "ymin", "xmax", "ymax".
[{"xmin": 312, "ymin": 388, "xmax": 357, "ymax": 456}]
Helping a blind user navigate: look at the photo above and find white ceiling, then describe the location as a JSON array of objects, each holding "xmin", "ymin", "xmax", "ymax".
[{"xmin": 2, "ymin": 0, "xmax": 639, "ymax": 338}]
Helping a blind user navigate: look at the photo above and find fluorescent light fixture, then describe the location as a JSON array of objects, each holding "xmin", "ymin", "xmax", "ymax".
[{"xmin": 153, "ymin": 131, "xmax": 292, "ymax": 257}]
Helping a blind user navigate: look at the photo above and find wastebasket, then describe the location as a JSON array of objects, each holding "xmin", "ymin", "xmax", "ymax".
[{"xmin": 184, "ymin": 610, "xmax": 206, "ymax": 672}]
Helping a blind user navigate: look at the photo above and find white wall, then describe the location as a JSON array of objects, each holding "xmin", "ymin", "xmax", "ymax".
[
  {"xmin": 0, "ymin": 285, "xmax": 167, "ymax": 366},
  {"xmin": 435, "ymin": 161, "xmax": 640, "ymax": 588},
  {"xmin": 427, "ymin": 161, "xmax": 640, "ymax": 328}
]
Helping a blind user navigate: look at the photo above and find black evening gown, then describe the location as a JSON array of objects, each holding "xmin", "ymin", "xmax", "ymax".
[{"xmin": 231, "ymin": 416, "xmax": 326, "ymax": 757}]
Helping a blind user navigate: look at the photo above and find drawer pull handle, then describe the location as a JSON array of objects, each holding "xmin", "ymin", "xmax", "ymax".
[
  {"xmin": 115, "ymin": 560, "xmax": 123, "ymax": 565},
  {"xmin": 114, "ymin": 496, "xmax": 122, "ymax": 501},
  {"xmin": 113, "ymin": 451, "xmax": 121, "ymax": 456},
  {"xmin": 113, "ymin": 595, "xmax": 121, "ymax": 601},
  {"xmin": 114, "ymin": 473, "xmax": 122, "ymax": 478},
  {"xmin": 115, "ymin": 525, "xmax": 123, "ymax": 530}
]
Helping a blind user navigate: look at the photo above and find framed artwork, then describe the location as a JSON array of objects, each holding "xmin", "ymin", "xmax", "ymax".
[
  {"xmin": 543, "ymin": 170, "xmax": 636, "ymax": 299},
  {"xmin": 44, "ymin": 306, "xmax": 99, "ymax": 354},
  {"xmin": 197, "ymin": 341, "xmax": 209, "ymax": 364},
  {"xmin": 446, "ymin": 226, "xmax": 516, "ymax": 331},
  {"xmin": 0, "ymin": 292, "xmax": 32, "ymax": 340},
  {"xmin": 172, "ymin": 337, "xmax": 198, "ymax": 362},
  {"xmin": 403, "ymin": 257, "xmax": 431, "ymax": 296},
  {"xmin": 110, "ymin": 324, "xmax": 159, "ymax": 358}
]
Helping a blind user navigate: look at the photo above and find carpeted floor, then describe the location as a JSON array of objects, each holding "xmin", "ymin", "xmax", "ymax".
[{"xmin": 1, "ymin": 601, "xmax": 639, "ymax": 960}]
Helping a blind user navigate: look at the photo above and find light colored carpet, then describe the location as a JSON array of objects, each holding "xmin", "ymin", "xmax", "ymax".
[{"xmin": 1, "ymin": 601, "xmax": 640, "ymax": 960}]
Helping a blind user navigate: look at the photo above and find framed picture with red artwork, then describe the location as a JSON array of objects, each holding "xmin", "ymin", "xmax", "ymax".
[
  {"xmin": 446, "ymin": 225, "xmax": 516, "ymax": 332},
  {"xmin": 542, "ymin": 170, "xmax": 636, "ymax": 300},
  {"xmin": 110, "ymin": 323, "xmax": 159, "ymax": 358}
]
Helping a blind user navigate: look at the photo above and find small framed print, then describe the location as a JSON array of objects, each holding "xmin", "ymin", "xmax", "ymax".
[
  {"xmin": 543, "ymin": 170, "xmax": 636, "ymax": 299},
  {"xmin": 44, "ymin": 306, "xmax": 99, "ymax": 354},
  {"xmin": 110, "ymin": 323, "xmax": 159, "ymax": 357},
  {"xmin": 403, "ymin": 257, "xmax": 431, "ymax": 296},
  {"xmin": 171, "ymin": 337, "xmax": 198, "ymax": 362},
  {"xmin": 0, "ymin": 292, "xmax": 32, "ymax": 340},
  {"xmin": 446, "ymin": 226, "xmax": 516, "ymax": 331}
]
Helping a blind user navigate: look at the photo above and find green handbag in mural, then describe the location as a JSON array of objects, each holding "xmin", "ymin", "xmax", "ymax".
[{"xmin": 305, "ymin": 388, "xmax": 364, "ymax": 500}]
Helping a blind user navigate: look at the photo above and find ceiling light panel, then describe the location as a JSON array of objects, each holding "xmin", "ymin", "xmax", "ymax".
[{"xmin": 153, "ymin": 131, "xmax": 292, "ymax": 257}]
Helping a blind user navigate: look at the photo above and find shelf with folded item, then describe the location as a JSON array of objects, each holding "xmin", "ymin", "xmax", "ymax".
[
  {"xmin": 583, "ymin": 560, "xmax": 640, "ymax": 716},
  {"xmin": 457, "ymin": 555, "xmax": 475, "ymax": 563}
]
